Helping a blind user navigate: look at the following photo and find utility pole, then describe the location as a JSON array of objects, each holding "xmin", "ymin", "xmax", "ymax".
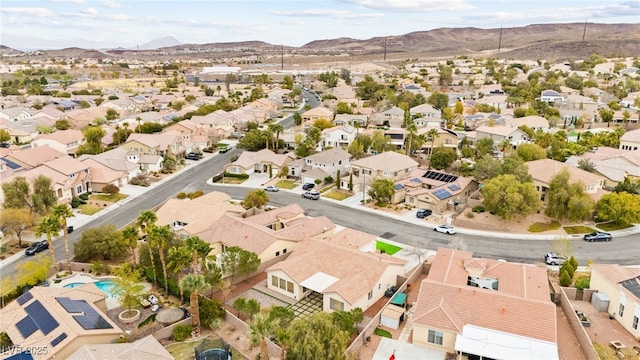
[
  {"xmin": 582, "ymin": 18, "xmax": 588, "ymax": 41},
  {"xmin": 383, "ymin": 37, "xmax": 387, "ymax": 61},
  {"xmin": 281, "ymin": 44, "xmax": 284, "ymax": 70},
  {"xmin": 498, "ymin": 26, "xmax": 503, "ymax": 52}
]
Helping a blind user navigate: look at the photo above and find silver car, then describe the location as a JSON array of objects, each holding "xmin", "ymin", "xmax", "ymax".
[{"xmin": 434, "ymin": 224, "xmax": 456, "ymax": 235}]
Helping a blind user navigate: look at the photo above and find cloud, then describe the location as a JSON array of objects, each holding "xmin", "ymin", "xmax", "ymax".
[
  {"xmin": 108, "ymin": 13, "xmax": 133, "ymax": 21},
  {"xmin": 49, "ymin": 0, "xmax": 84, "ymax": 3},
  {"xmin": 340, "ymin": 0, "xmax": 473, "ymax": 12},
  {"xmin": 271, "ymin": 8, "xmax": 383, "ymax": 19},
  {"xmin": 81, "ymin": 8, "xmax": 99, "ymax": 15},
  {"xmin": 101, "ymin": 0, "xmax": 123, "ymax": 8},
  {"xmin": 1, "ymin": 8, "xmax": 53, "ymax": 17}
]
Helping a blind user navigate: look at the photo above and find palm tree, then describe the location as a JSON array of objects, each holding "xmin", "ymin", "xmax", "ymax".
[
  {"xmin": 136, "ymin": 210, "xmax": 158, "ymax": 286},
  {"xmin": 405, "ymin": 119, "xmax": 417, "ymax": 156},
  {"xmin": 426, "ymin": 128, "xmax": 439, "ymax": 158},
  {"xmin": 268, "ymin": 123, "xmax": 284, "ymax": 150},
  {"xmin": 181, "ymin": 274, "xmax": 210, "ymax": 338},
  {"xmin": 121, "ymin": 226, "xmax": 139, "ymax": 267},
  {"xmin": 204, "ymin": 260, "xmax": 223, "ymax": 298},
  {"xmin": 185, "ymin": 236, "xmax": 211, "ymax": 274},
  {"xmin": 135, "ymin": 116, "xmax": 142, "ymax": 133},
  {"xmin": 168, "ymin": 245, "xmax": 192, "ymax": 302},
  {"xmin": 150, "ymin": 225, "xmax": 172, "ymax": 295},
  {"xmin": 35, "ymin": 216, "xmax": 60, "ymax": 271},
  {"xmin": 262, "ymin": 128, "xmax": 273, "ymax": 150},
  {"xmin": 249, "ymin": 314, "xmax": 274, "ymax": 360},
  {"xmin": 50, "ymin": 204, "xmax": 74, "ymax": 271}
]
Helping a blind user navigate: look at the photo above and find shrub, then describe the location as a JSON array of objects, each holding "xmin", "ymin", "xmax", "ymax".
[
  {"xmin": 173, "ymin": 324, "xmax": 192, "ymax": 341},
  {"xmin": 559, "ymin": 270, "xmax": 572, "ymax": 287},
  {"xmin": 324, "ymin": 176, "xmax": 333, "ymax": 184},
  {"xmin": 560, "ymin": 262, "xmax": 575, "ymax": 280},
  {"xmin": 199, "ymin": 296, "xmax": 226, "ymax": 329},
  {"xmin": 472, "ymin": 206, "xmax": 485, "ymax": 213},
  {"xmin": 177, "ymin": 192, "xmax": 187, "ymax": 199},
  {"xmin": 314, "ymin": 179, "xmax": 322, "ymax": 185},
  {"xmin": 575, "ymin": 275, "xmax": 590, "ymax": 290},
  {"xmin": 79, "ymin": 193, "xmax": 90, "ymax": 201},
  {"xmin": 188, "ymin": 190, "xmax": 204, "ymax": 199},
  {"xmin": 71, "ymin": 197, "xmax": 81, "ymax": 208},
  {"xmin": 211, "ymin": 173, "xmax": 223, "ymax": 182},
  {"xmin": 102, "ymin": 184, "xmax": 120, "ymax": 195},
  {"xmin": 465, "ymin": 211, "xmax": 475, "ymax": 218}
]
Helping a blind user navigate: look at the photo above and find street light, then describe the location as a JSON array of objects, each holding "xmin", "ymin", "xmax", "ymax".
[{"xmin": 362, "ymin": 172, "xmax": 366, "ymax": 204}]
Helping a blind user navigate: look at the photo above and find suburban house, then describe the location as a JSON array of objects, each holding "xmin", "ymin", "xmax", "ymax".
[
  {"xmin": 411, "ymin": 248, "xmax": 558, "ymax": 359},
  {"xmin": 163, "ymin": 119, "xmax": 211, "ymax": 152},
  {"xmin": 475, "ymin": 125, "xmax": 530, "ymax": 149},
  {"xmin": 333, "ymin": 114, "xmax": 369, "ymax": 128},
  {"xmin": 100, "ymin": 98, "xmax": 138, "ymax": 115},
  {"xmin": 190, "ymin": 110, "xmax": 236, "ymax": 137},
  {"xmin": 78, "ymin": 147, "xmax": 147, "ymax": 180},
  {"xmin": 2, "ymin": 145, "xmax": 68, "ymax": 170},
  {"xmin": 565, "ymin": 147, "xmax": 640, "ymax": 188},
  {"xmin": 505, "ymin": 115, "xmax": 550, "ymax": 132},
  {"xmin": 194, "ymin": 204, "xmax": 335, "ymax": 265},
  {"xmin": 540, "ymin": 89, "xmax": 565, "ymax": 103},
  {"xmin": 526, "ymin": 158, "xmax": 606, "ymax": 202},
  {"xmin": 402, "ymin": 169, "xmax": 479, "ymax": 212},
  {"xmin": 154, "ymin": 191, "xmax": 245, "ymax": 237},
  {"xmin": 461, "ymin": 113, "xmax": 502, "ymax": 131},
  {"xmin": 0, "ymin": 107, "xmax": 33, "ymax": 121},
  {"xmin": 589, "ymin": 264, "xmax": 640, "ymax": 340},
  {"xmin": 620, "ymin": 128, "xmax": 640, "ymax": 151},
  {"xmin": 0, "ymin": 284, "xmax": 121, "ymax": 360},
  {"xmin": 348, "ymin": 152, "xmax": 419, "ymax": 195},
  {"xmin": 121, "ymin": 130, "xmax": 186, "ymax": 159},
  {"xmin": 32, "ymin": 129, "xmax": 85, "ymax": 157},
  {"xmin": 320, "ymin": 125, "xmax": 357, "ymax": 149},
  {"xmin": 416, "ymin": 127, "xmax": 459, "ymax": 156},
  {"xmin": 372, "ymin": 106, "xmax": 405, "ymax": 128},
  {"xmin": 287, "ymin": 147, "xmax": 351, "ymax": 184},
  {"xmin": 301, "ymin": 106, "xmax": 334, "ymax": 123},
  {"xmin": 224, "ymin": 148, "xmax": 295, "ymax": 176},
  {"xmin": 266, "ymin": 237, "xmax": 407, "ymax": 312},
  {"xmin": 67, "ymin": 335, "xmax": 173, "ymax": 360},
  {"xmin": 410, "ymin": 103, "xmax": 441, "ymax": 122},
  {"xmin": 80, "ymin": 158, "xmax": 128, "ymax": 192}
]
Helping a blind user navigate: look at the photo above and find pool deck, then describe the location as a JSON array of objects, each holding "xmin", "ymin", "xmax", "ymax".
[{"xmin": 49, "ymin": 272, "xmax": 152, "ymax": 310}]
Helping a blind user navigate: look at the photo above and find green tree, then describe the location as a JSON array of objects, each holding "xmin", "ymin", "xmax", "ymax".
[
  {"xmin": 136, "ymin": 210, "xmax": 158, "ymax": 286},
  {"xmin": 475, "ymin": 137, "xmax": 494, "ymax": 158},
  {"xmin": 220, "ymin": 246, "xmax": 261, "ymax": 282},
  {"xmin": 249, "ymin": 313, "xmax": 274, "ymax": 360},
  {"xmin": 474, "ymin": 154, "xmax": 502, "ymax": 181},
  {"xmin": 335, "ymin": 102, "xmax": 353, "ymax": 114},
  {"xmin": 232, "ymin": 297, "xmax": 246, "ymax": 317},
  {"xmin": 244, "ymin": 298, "xmax": 261, "ymax": 321},
  {"xmin": 285, "ymin": 312, "xmax": 350, "ymax": 360},
  {"xmin": 15, "ymin": 254, "xmax": 51, "ymax": 289},
  {"xmin": 559, "ymin": 269, "xmax": 572, "ymax": 287},
  {"xmin": 2, "ymin": 176, "xmax": 56, "ymax": 215},
  {"xmin": 545, "ymin": 169, "xmax": 594, "ymax": 222},
  {"xmin": 516, "ymin": 143, "xmax": 547, "ymax": 161},
  {"xmin": 238, "ymin": 129, "xmax": 266, "ymax": 151},
  {"xmin": 111, "ymin": 264, "xmax": 145, "ymax": 316},
  {"xmin": 74, "ymin": 224, "xmax": 127, "ymax": 261},
  {"xmin": 370, "ymin": 131, "xmax": 391, "ymax": 154},
  {"xmin": 78, "ymin": 126, "xmax": 106, "ymax": 155},
  {"xmin": 150, "ymin": 224, "xmax": 173, "ymax": 295},
  {"xmin": 430, "ymin": 147, "xmax": 457, "ymax": 170},
  {"xmin": 0, "ymin": 208, "xmax": 34, "ymax": 247},
  {"xmin": 368, "ymin": 178, "xmax": 395, "ymax": 205},
  {"xmin": 51, "ymin": 204, "xmax": 74, "ymax": 271},
  {"xmin": 268, "ymin": 123, "xmax": 284, "ymax": 150},
  {"xmin": 204, "ymin": 260, "xmax": 223, "ymax": 298},
  {"xmin": 595, "ymin": 192, "xmax": 640, "ymax": 225},
  {"xmin": 281, "ymin": 75, "xmax": 294, "ymax": 89},
  {"xmin": 481, "ymin": 174, "xmax": 540, "ymax": 220},
  {"xmin": 182, "ymin": 274, "xmax": 210, "ymax": 337},
  {"xmin": 427, "ymin": 91, "xmax": 449, "ymax": 110},
  {"xmin": 168, "ymin": 245, "xmax": 193, "ymax": 302},
  {"xmin": 35, "ymin": 216, "xmax": 60, "ymax": 271},
  {"xmin": 293, "ymin": 112, "xmax": 302, "ymax": 127},
  {"xmin": 243, "ymin": 189, "xmax": 269, "ymax": 209},
  {"xmin": 120, "ymin": 226, "xmax": 140, "ymax": 267},
  {"xmin": 613, "ymin": 177, "xmax": 640, "ymax": 195},
  {"xmin": 0, "ymin": 129, "xmax": 10, "ymax": 143},
  {"xmin": 105, "ymin": 108, "xmax": 119, "ymax": 121},
  {"xmin": 347, "ymin": 139, "xmax": 364, "ymax": 159}
]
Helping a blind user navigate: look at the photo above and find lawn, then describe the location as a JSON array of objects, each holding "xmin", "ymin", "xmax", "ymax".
[
  {"xmin": 374, "ymin": 328, "xmax": 392, "ymax": 338},
  {"xmin": 323, "ymin": 190, "xmax": 352, "ymax": 201},
  {"xmin": 90, "ymin": 193, "xmax": 128, "ymax": 202},
  {"xmin": 527, "ymin": 221, "xmax": 561, "ymax": 233},
  {"xmin": 78, "ymin": 204, "xmax": 102, "ymax": 215},
  {"xmin": 275, "ymin": 180, "xmax": 297, "ymax": 189},
  {"xmin": 597, "ymin": 221, "xmax": 633, "ymax": 231},
  {"xmin": 563, "ymin": 225, "xmax": 596, "ymax": 235},
  {"xmin": 376, "ymin": 240, "xmax": 402, "ymax": 255},
  {"xmin": 166, "ymin": 338, "xmax": 204, "ymax": 360},
  {"xmin": 216, "ymin": 177, "xmax": 246, "ymax": 184}
]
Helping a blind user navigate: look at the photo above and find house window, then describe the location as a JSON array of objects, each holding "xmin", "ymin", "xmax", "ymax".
[
  {"xmin": 271, "ymin": 276, "xmax": 278, "ymax": 287},
  {"xmin": 283, "ymin": 248, "xmax": 287, "ymax": 254},
  {"xmin": 618, "ymin": 304, "xmax": 624, "ymax": 317},
  {"xmin": 633, "ymin": 316, "xmax": 638, "ymax": 330},
  {"xmin": 427, "ymin": 330, "xmax": 443, "ymax": 345},
  {"xmin": 287, "ymin": 281, "xmax": 293, "ymax": 293},
  {"xmin": 76, "ymin": 185, "xmax": 83, "ymax": 194},
  {"xmin": 330, "ymin": 298, "xmax": 344, "ymax": 311},
  {"xmin": 276, "ymin": 251, "xmax": 280, "ymax": 256},
  {"xmin": 368, "ymin": 290, "xmax": 373, "ymax": 300}
]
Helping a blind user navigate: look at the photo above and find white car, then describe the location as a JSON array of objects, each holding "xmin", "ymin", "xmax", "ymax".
[
  {"xmin": 434, "ymin": 224, "xmax": 456, "ymax": 235},
  {"xmin": 264, "ymin": 185, "xmax": 279, "ymax": 192},
  {"xmin": 545, "ymin": 253, "xmax": 568, "ymax": 265}
]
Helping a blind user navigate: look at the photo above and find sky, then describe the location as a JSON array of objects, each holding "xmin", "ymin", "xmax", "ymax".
[{"xmin": 1, "ymin": 0, "xmax": 639, "ymax": 51}]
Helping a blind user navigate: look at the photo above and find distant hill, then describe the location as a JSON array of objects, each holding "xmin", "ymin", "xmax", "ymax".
[{"xmin": 3, "ymin": 23, "xmax": 639, "ymax": 61}]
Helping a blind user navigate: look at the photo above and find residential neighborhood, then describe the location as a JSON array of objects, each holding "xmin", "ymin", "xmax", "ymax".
[{"xmin": 1, "ymin": 25, "xmax": 640, "ymax": 360}]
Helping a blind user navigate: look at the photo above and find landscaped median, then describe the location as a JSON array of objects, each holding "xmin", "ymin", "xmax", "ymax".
[{"xmin": 376, "ymin": 240, "xmax": 402, "ymax": 255}]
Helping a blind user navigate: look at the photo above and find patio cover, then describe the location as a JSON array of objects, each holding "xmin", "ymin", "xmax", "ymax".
[
  {"xmin": 391, "ymin": 292, "xmax": 407, "ymax": 307},
  {"xmin": 300, "ymin": 272, "xmax": 339, "ymax": 293},
  {"xmin": 381, "ymin": 304, "xmax": 405, "ymax": 330},
  {"xmin": 454, "ymin": 325, "xmax": 558, "ymax": 360}
]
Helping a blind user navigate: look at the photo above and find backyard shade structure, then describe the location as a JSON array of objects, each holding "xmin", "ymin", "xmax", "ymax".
[
  {"xmin": 381, "ymin": 304, "xmax": 405, "ymax": 330},
  {"xmin": 391, "ymin": 292, "xmax": 407, "ymax": 308},
  {"xmin": 155, "ymin": 308, "xmax": 184, "ymax": 325},
  {"xmin": 590, "ymin": 292, "xmax": 610, "ymax": 312}
]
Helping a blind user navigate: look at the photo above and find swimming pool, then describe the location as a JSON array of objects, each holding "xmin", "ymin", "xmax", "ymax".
[{"xmin": 64, "ymin": 280, "xmax": 117, "ymax": 299}]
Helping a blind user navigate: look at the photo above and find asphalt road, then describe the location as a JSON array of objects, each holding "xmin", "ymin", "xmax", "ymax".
[{"xmin": 2, "ymin": 147, "xmax": 638, "ymax": 280}]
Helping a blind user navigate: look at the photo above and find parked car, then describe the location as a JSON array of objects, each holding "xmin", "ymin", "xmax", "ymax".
[
  {"xmin": 416, "ymin": 208, "xmax": 432, "ymax": 219},
  {"xmin": 25, "ymin": 241, "xmax": 49, "ymax": 256},
  {"xmin": 67, "ymin": 226, "xmax": 74, "ymax": 234},
  {"xmin": 301, "ymin": 191, "xmax": 320, "ymax": 200},
  {"xmin": 185, "ymin": 152, "xmax": 200, "ymax": 161},
  {"xmin": 545, "ymin": 252, "xmax": 568, "ymax": 265},
  {"xmin": 0, "ymin": 143, "xmax": 10, "ymax": 148},
  {"xmin": 302, "ymin": 183, "xmax": 315, "ymax": 190},
  {"xmin": 433, "ymin": 224, "xmax": 456, "ymax": 235},
  {"xmin": 583, "ymin": 231, "xmax": 612, "ymax": 242},
  {"xmin": 384, "ymin": 286, "xmax": 398, "ymax": 298},
  {"xmin": 264, "ymin": 185, "xmax": 279, "ymax": 192}
]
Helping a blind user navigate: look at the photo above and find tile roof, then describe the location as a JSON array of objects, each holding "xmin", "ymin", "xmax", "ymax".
[
  {"xmin": 67, "ymin": 335, "xmax": 173, "ymax": 360},
  {"xmin": 475, "ymin": 125, "xmax": 522, "ymax": 137},
  {"xmin": 267, "ymin": 239, "xmax": 406, "ymax": 304},
  {"xmin": 81, "ymin": 158, "xmax": 124, "ymax": 183},
  {"xmin": 5, "ymin": 145, "xmax": 67, "ymax": 168},
  {"xmin": 36, "ymin": 129, "xmax": 83, "ymax": 145},
  {"xmin": 621, "ymin": 128, "xmax": 640, "ymax": 143},
  {"xmin": 43, "ymin": 156, "xmax": 89, "ymax": 176},
  {"xmin": 323, "ymin": 228, "xmax": 377, "ymax": 250},
  {"xmin": 526, "ymin": 158, "xmax": 605, "ymax": 185},
  {"xmin": 350, "ymin": 151, "xmax": 419, "ymax": 173},
  {"xmin": 242, "ymin": 203, "xmax": 306, "ymax": 227}
]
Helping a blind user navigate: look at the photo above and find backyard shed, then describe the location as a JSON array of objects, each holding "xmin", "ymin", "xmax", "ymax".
[
  {"xmin": 391, "ymin": 292, "xmax": 408, "ymax": 308},
  {"xmin": 381, "ymin": 304, "xmax": 405, "ymax": 330},
  {"xmin": 590, "ymin": 292, "xmax": 610, "ymax": 312}
]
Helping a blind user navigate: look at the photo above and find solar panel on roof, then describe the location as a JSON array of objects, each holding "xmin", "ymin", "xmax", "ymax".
[
  {"xmin": 4, "ymin": 351, "xmax": 34, "ymax": 360},
  {"xmin": 433, "ymin": 189, "xmax": 452, "ymax": 200},
  {"xmin": 620, "ymin": 278, "xmax": 640, "ymax": 299},
  {"xmin": 1, "ymin": 158, "xmax": 22, "ymax": 170},
  {"xmin": 25, "ymin": 300, "xmax": 59, "ymax": 335},
  {"xmin": 64, "ymin": 298, "xmax": 114, "ymax": 330},
  {"xmin": 57, "ymin": 297, "xmax": 81, "ymax": 313},
  {"xmin": 394, "ymin": 184, "xmax": 404, "ymax": 190},
  {"xmin": 448, "ymin": 184, "xmax": 460, "ymax": 191},
  {"xmin": 16, "ymin": 316, "xmax": 38, "ymax": 338},
  {"xmin": 423, "ymin": 170, "xmax": 458, "ymax": 183},
  {"xmin": 16, "ymin": 292, "xmax": 33, "ymax": 306},
  {"xmin": 50, "ymin": 332, "xmax": 67, "ymax": 347}
]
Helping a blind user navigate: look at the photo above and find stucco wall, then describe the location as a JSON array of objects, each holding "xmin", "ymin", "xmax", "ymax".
[{"xmin": 558, "ymin": 287, "xmax": 600, "ymax": 360}]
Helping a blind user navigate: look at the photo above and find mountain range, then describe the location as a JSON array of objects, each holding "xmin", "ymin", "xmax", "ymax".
[{"xmin": 2, "ymin": 23, "xmax": 639, "ymax": 61}]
